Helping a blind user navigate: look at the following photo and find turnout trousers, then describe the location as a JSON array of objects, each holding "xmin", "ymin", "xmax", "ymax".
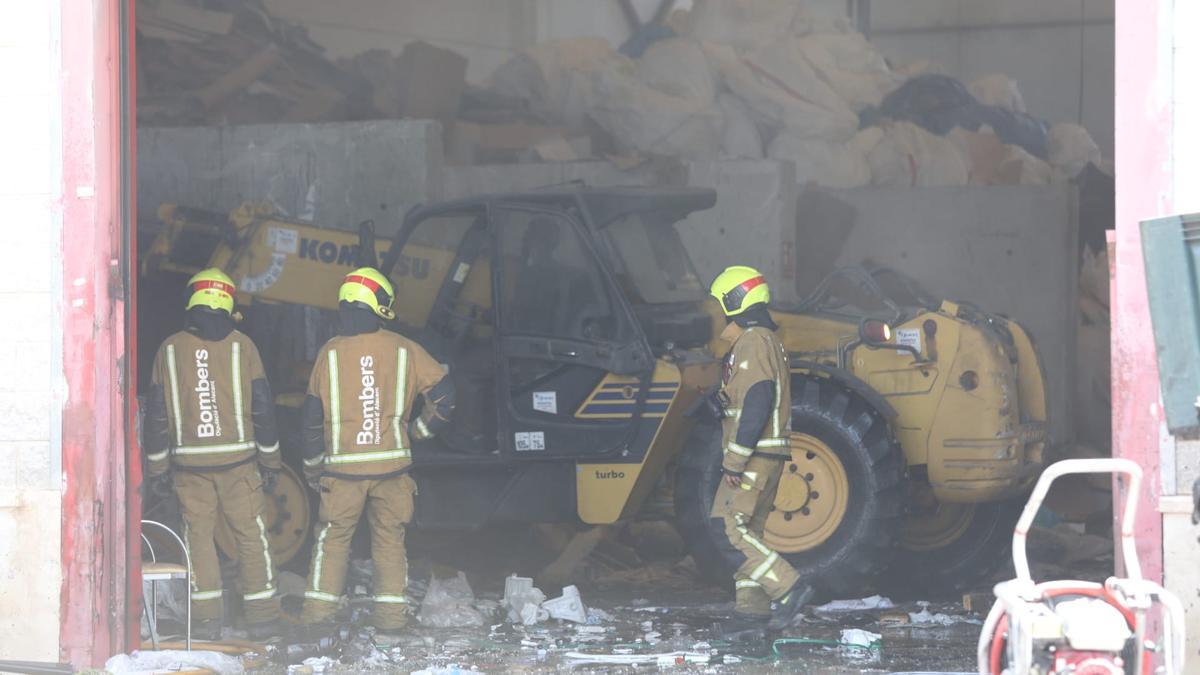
[
  {"xmin": 301, "ymin": 474, "xmax": 415, "ymax": 629},
  {"xmin": 173, "ymin": 462, "xmax": 279, "ymax": 624},
  {"xmin": 710, "ymin": 455, "xmax": 801, "ymax": 615}
]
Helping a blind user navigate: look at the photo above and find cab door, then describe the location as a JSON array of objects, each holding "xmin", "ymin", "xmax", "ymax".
[{"xmin": 491, "ymin": 204, "xmax": 654, "ymax": 459}]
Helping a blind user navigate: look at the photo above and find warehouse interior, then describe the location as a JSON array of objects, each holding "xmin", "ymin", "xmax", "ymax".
[{"xmin": 127, "ymin": 0, "xmax": 1122, "ymax": 670}]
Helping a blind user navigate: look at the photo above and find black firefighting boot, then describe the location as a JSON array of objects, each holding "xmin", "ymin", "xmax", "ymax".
[
  {"xmin": 767, "ymin": 581, "xmax": 814, "ymax": 630},
  {"xmin": 715, "ymin": 612, "xmax": 770, "ymax": 641}
]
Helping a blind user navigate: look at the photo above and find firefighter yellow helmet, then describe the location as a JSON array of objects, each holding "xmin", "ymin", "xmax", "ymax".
[
  {"xmin": 339, "ymin": 267, "xmax": 396, "ymax": 320},
  {"xmin": 185, "ymin": 268, "xmax": 237, "ymax": 315},
  {"xmin": 710, "ymin": 265, "xmax": 770, "ymax": 316}
]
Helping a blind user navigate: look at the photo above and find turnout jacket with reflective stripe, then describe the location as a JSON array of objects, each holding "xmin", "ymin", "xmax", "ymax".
[
  {"xmin": 302, "ymin": 330, "xmax": 447, "ymax": 477},
  {"xmin": 719, "ymin": 323, "xmax": 792, "ymax": 474},
  {"xmin": 147, "ymin": 329, "xmax": 281, "ymax": 474}
]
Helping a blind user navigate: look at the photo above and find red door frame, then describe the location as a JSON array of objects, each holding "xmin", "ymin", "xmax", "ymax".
[{"xmin": 58, "ymin": 0, "xmax": 139, "ymax": 666}]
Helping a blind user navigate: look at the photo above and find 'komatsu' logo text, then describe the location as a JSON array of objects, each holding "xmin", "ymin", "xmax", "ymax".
[
  {"xmin": 356, "ymin": 355, "xmax": 382, "ymax": 445},
  {"xmin": 194, "ymin": 348, "xmax": 222, "ymax": 438},
  {"xmin": 299, "ymin": 238, "xmax": 431, "ymax": 278}
]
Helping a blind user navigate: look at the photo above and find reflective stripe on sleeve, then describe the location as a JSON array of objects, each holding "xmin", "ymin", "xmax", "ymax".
[
  {"xmin": 173, "ymin": 441, "xmax": 257, "ymax": 455},
  {"xmin": 735, "ymin": 579, "xmax": 762, "ymax": 590},
  {"xmin": 756, "ymin": 438, "xmax": 790, "ymax": 449},
  {"xmin": 304, "ymin": 454, "xmax": 326, "ymax": 467},
  {"xmin": 726, "ymin": 442, "xmax": 754, "ymax": 457},
  {"xmin": 724, "ymin": 407, "xmax": 741, "ymax": 419},
  {"xmin": 414, "ymin": 417, "xmax": 431, "ymax": 439},
  {"xmin": 328, "ymin": 350, "xmax": 340, "ymax": 454},
  {"xmin": 304, "ymin": 591, "xmax": 340, "ymax": 603},
  {"xmin": 393, "ymin": 348, "xmax": 408, "ymax": 443},
  {"xmin": 232, "ymin": 341, "xmax": 246, "ymax": 442},
  {"xmin": 258, "ymin": 441, "xmax": 280, "ymax": 454},
  {"xmin": 374, "ymin": 595, "xmax": 408, "ymax": 604},
  {"xmin": 166, "ymin": 344, "xmax": 183, "ymax": 447},
  {"xmin": 324, "ymin": 449, "xmax": 411, "ymax": 465},
  {"xmin": 146, "ymin": 450, "xmax": 170, "ymax": 462},
  {"xmin": 191, "ymin": 589, "xmax": 223, "ymax": 601}
]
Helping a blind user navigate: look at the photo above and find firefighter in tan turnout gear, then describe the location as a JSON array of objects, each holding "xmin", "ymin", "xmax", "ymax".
[
  {"xmin": 144, "ymin": 268, "xmax": 283, "ymax": 641},
  {"xmin": 708, "ymin": 266, "xmax": 813, "ymax": 635},
  {"xmin": 298, "ymin": 267, "xmax": 455, "ymax": 634}
]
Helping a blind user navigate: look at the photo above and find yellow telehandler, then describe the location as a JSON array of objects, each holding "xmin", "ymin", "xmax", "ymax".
[{"xmin": 144, "ymin": 185, "xmax": 1047, "ymax": 595}]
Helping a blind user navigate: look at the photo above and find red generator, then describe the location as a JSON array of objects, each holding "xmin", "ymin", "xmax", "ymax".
[{"xmin": 977, "ymin": 459, "xmax": 1186, "ymax": 675}]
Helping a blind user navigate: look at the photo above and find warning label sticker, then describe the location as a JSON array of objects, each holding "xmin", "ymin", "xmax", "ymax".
[
  {"xmin": 515, "ymin": 431, "xmax": 546, "ymax": 451},
  {"xmin": 533, "ymin": 391, "xmax": 557, "ymax": 415},
  {"xmin": 895, "ymin": 328, "xmax": 921, "ymax": 355}
]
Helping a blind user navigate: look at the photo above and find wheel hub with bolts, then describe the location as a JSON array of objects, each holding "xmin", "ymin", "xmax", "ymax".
[{"xmin": 763, "ymin": 433, "xmax": 850, "ymax": 552}]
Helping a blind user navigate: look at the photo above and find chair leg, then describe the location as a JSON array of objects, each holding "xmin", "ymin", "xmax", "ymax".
[{"xmin": 144, "ymin": 581, "xmax": 159, "ymax": 651}]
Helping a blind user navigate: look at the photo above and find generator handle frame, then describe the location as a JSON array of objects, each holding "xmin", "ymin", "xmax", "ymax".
[{"xmin": 1012, "ymin": 458, "xmax": 1143, "ymax": 583}]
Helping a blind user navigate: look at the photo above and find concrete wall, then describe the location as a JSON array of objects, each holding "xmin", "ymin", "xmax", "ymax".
[
  {"xmin": 138, "ymin": 120, "xmax": 443, "ymax": 237},
  {"xmin": 0, "ymin": 0, "xmax": 63, "ymax": 663},
  {"xmin": 867, "ymin": 0, "xmax": 1114, "ymax": 157}
]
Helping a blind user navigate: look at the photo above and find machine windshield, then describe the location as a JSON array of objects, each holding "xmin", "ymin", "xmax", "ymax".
[{"xmin": 603, "ymin": 213, "xmax": 706, "ymax": 304}]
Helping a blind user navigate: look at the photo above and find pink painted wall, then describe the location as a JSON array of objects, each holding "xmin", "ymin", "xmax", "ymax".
[{"xmin": 1112, "ymin": 0, "xmax": 1173, "ymax": 582}]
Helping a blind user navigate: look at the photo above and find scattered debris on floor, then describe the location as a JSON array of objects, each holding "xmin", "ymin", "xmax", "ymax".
[
  {"xmin": 815, "ymin": 594, "xmax": 896, "ymax": 614},
  {"xmin": 105, "ymin": 648, "xmax": 244, "ymax": 674},
  {"xmin": 417, "ymin": 572, "xmax": 486, "ymax": 628}
]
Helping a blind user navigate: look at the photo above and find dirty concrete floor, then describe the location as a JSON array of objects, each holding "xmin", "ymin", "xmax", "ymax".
[
  {"xmin": 259, "ymin": 586, "xmax": 981, "ymax": 674},
  {"xmin": 232, "ymin": 546, "xmax": 1022, "ymax": 675},
  {"xmin": 144, "ymin": 522, "xmax": 1111, "ymax": 674}
]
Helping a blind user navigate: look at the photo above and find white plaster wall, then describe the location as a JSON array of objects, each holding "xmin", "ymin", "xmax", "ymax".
[{"xmin": 0, "ymin": 0, "xmax": 63, "ymax": 663}]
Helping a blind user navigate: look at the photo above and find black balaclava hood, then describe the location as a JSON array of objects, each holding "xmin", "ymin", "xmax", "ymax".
[
  {"xmin": 185, "ymin": 307, "xmax": 236, "ymax": 341},
  {"xmin": 338, "ymin": 301, "xmax": 382, "ymax": 336},
  {"xmin": 732, "ymin": 303, "xmax": 777, "ymax": 331}
]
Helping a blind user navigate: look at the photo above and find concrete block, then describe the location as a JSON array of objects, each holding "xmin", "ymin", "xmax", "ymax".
[
  {"xmin": 0, "ymin": 293, "xmax": 52, "ymax": 343},
  {"xmin": 0, "ymin": 489, "xmax": 61, "ymax": 661},
  {"xmin": 440, "ymin": 161, "xmax": 659, "ymax": 200},
  {"xmin": 14, "ymin": 441, "xmax": 51, "ymax": 488},
  {"xmin": 0, "ymin": 442, "xmax": 16, "ymax": 491},
  {"xmin": 681, "ymin": 160, "xmax": 800, "ymax": 302},
  {"xmin": 138, "ymin": 119, "xmax": 444, "ymax": 237},
  {"xmin": 0, "ymin": 225, "xmax": 54, "ymax": 292},
  {"xmin": 1160, "ymin": 494, "xmax": 1200, "ymax": 673},
  {"xmin": 0, "ymin": 392, "xmax": 51, "ymax": 442},
  {"xmin": 0, "ymin": 342, "xmax": 53, "ymax": 390},
  {"xmin": 0, "ymin": 95, "xmax": 54, "ymax": 197}
]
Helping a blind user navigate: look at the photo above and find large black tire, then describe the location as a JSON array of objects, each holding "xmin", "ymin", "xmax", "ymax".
[
  {"xmin": 674, "ymin": 375, "xmax": 906, "ymax": 598},
  {"xmin": 882, "ymin": 496, "xmax": 1025, "ymax": 598}
]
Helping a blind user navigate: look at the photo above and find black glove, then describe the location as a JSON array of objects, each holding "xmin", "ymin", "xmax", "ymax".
[
  {"xmin": 261, "ymin": 466, "xmax": 280, "ymax": 494},
  {"xmin": 685, "ymin": 384, "xmax": 727, "ymax": 420},
  {"xmin": 148, "ymin": 472, "xmax": 174, "ymax": 499},
  {"xmin": 306, "ymin": 474, "xmax": 323, "ymax": 493}
]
